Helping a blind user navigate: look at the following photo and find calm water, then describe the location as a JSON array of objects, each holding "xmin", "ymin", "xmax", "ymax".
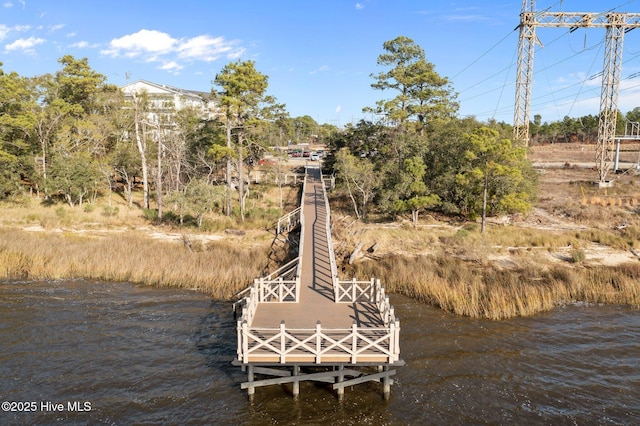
[{"xmin": 0, "ymin": 280, "xmax": 639, "ymax": 425}]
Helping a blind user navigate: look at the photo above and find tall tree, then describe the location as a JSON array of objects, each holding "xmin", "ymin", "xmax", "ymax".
[
  {"xmin": 213, "ymin": 60, "xmax": 279, "ymax": 221},
  {"xmin": 55, "ymin": 55, "xmax": 109, "ymax": 115},
  {"xmin": 334, "ymin": 148, "xmax": 380, "ymax": 220},
  {"xmin": 391, "ymin": 156, "xmax": 441, "ymax": 227},
  {"xmin": 0, "ymin": 67, "xmax": 36, "ymax": 197},
  {"xmin": 457, "ymin": 127, "xmax": 534, "ymax": 233},
  {"xmin": 366, "ymin": 36, "xmax": 458, "ymax": 132},
  {"xmin": 128, "ymin": 91, "xmax": 151, "ymax": 209}
]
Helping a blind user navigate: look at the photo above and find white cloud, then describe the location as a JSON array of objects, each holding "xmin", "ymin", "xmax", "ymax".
[
  {"xmin": 0, "ymin": 24, "xmax": 30, "ymax": 41},
  {"xmin": 355, "ymin": 2, "xmax": 365, "ymax": 9},
  {"xmin": 336, "ymin": 105, "xmax": 342, "ymax": 113},
  {"xmin": 227, "ymin": 46, "xmax": 245, "ymax": 60},
  {"xmin": 177, "ymin": 34, "xmax": 242, "ymax": 62},
  {"xmin": 49, "ymin": 24, "xmax": 65, "ymax": 32},
  {"xmin": 101, "ymin": 29, "xmax": 245, "ymax": 73},
  {"xmin": 102, "ymin": 29, "xmax": 177, "ymax": 58},
  {"xmin": 3, "ymin": 2, "xmax": 14, "ymax": 8},
  {"xmin": 310, "ymin": 64, "xmax": 329, "ymax": 74},
  {"xmin": 4, "ymin": 36, "xmax": 45, "ymax": 54},
  {"xmin": 159, "ymin": 61, "xmax": 184, "ymax": 73},
  {"xmin": 0, "ymin": 24, "xmax": 9, "ymax": 41},
  {"xmin": 69, "ymin": 40, "xmax": 98, "ymax": 49}
]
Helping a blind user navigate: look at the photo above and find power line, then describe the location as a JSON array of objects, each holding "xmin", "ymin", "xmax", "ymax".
[{"xmin": 456, "ymin": 1, "xmax": 638, "ymax": 106}]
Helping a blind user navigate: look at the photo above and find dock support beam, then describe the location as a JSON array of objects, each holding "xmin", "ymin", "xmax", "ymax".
[
  {"xmin": 247, "ymin": 365, "xmax": 255, "ymax": 401},
  {"xmin": 336, "ymin": 365, "xmax": 345, "ymax": 401},
  {"xmin": 292, "ymin": 365, "xmax": 300, "ymax": 399},
  {"xmin": 382, "ymin": 365, "xmax": 391, "ymax": 401}
]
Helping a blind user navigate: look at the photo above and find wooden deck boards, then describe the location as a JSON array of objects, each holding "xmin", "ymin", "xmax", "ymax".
[{"xmin": 250, "ymin": 167, "xmax": 383, "ymax": 329}]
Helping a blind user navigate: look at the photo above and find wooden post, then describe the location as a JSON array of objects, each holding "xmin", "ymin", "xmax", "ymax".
[
  {"xmin": 242, "ymin": 321, "xmax": 249, "ymax": 363},
  {"xmin": 382, "ymin": 365, "xmax": 390, "ymax": 400},
  {"xmin": 236, "ymin": 320, "xmax": 243, "ymax": 359},
  {"xmin": 259, "ymin": 278, "xmax": 265, "ymax": 302},
  {"xmin": 315, "ymin": 321, "xmax": 322, "ymax": 364},
  {"xmin": 352, "ymin": 277, "xmax": 357, "ymax": 302},
  {"xmin": 278, "ymin": 277, "xmax": 282, "ymax": 301},
  {"xmin": 351, "ymin": 322, "xmax": 358, "ymax": 364},
  {"xmin": 370, "ymin": 277, "xmax": 375, "ymax": 301},
  {"xmin": 394, "ymin": 320, "xmax": 400, "ymax": 361},
  {"xmin": 292, "ymin": 365, "xmax": 300, "ymax": 399},
  {"xmin": 280, "ymin": 321, "xmax": 286, "ymax": 364},
  {"xmin": 337, "ymin": 364, "xmax": 345, "ymax": 401},
  {"xmin": 247, "ymin": 364, "xmax": 255, "ymax": 401},
  {"xmin": 390, "ymin": 321, "xmax": 396, "ymax": 362}
]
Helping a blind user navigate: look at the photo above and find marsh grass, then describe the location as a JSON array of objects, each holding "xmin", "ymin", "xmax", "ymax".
[
  {"xmin": 0, "ymin": 228, "xmax": 269, "ymax": 299},
  {"xmin": 348, "ymin": 253, "xmax": 640, "ymax": 319}
]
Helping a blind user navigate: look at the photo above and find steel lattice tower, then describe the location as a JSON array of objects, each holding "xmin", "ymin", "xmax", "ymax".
[{"xmin": 513, "ymin": 1, "xmax": 640, "ymax": 184}]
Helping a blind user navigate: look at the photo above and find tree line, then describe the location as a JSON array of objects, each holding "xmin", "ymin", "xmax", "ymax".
[
  {"xmin": 0, "ymin": 55, "xmax": 334, "ymax": 224},
  {"xmin": 330, "ymin": 36, "xmax": 535, "ymax": 232},
  {"xmin": 2, "ymin": 37, "xmax": 636, "ymax": 230}
]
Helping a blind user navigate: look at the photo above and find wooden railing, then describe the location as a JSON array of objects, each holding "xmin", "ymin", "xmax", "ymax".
[
  {"xmin": 335, "ymin": 278, "xmax": 397, "ymax": 328},
  {"xmin": 234, "ymin": 173, "xmax": 307, "ymax": 321},
  {"xmin": 238, "ymin": 320, "xmax": 400, "ymax": 364},
  {"xmin": 274, "ymin": 206, "xmax": 301, "ymax": 235},
  {"xmin": 322, "ymin": 174, "xmax": 335, "ymax": 191},
  {"xmin": 295, "ymin": 171, "xmax": 308, "ymax": 286},
  {"xmin": 319, "ymin": 172, "xmax": 340, "ymax": 289},
  {"xmin": 235, "ymin": 167, "xmax": 401, "ymax": 366},
  {"xmin": 262, "ymin": 257, "xmax": 299, "ymax": 281}
]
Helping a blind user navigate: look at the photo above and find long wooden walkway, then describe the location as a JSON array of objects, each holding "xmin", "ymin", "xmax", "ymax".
[
  {"xmin": 234, "ymin": 165, "xmax": 401, "ymax": 400},
  {"xmin": 251, "ymin": 167, "xmax": 375, "ymax": 329}
]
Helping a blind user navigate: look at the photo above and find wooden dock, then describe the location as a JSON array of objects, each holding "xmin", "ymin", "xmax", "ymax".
[{"xmin": 233, "ymin": 165, "xmax": 401, "ymax": 400}]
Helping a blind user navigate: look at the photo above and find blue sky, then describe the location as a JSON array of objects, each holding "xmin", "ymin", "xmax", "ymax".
[{"xmin": 2, "ymin": 0, "xmax": 640, "ymax": 126}]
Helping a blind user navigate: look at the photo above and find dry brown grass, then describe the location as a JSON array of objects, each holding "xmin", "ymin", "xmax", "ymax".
[
  {"xmin": 331, "ymin": 150, "xmax": 640, "ymax": 319},
  {"xmin": 0, "ymin": 227, "xmax": 269, "ymax": 299},
  {"xmin": 348, "ymin": 253, "xmax": 640, "ymax": 319}
]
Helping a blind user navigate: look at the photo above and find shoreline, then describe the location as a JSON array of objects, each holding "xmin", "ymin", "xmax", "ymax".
[{"xmin": 2, "ymin": 224, "xmax": 639, "ymax": 320}]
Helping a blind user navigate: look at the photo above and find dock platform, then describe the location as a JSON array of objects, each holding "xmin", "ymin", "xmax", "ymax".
[{"xmin": 233, "ymin": 165, "xmax": 401, "ymax": 400}]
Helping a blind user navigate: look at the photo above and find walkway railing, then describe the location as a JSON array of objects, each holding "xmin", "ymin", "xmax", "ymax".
[
  {"xmin": 273, "ymin": 206, "xmax": 301, "ymax": 235},
  {"xmin": 262, "ymin": 257, "xmax": 299, "ymax": 282},
  {"xmin": 234, "ymin": 173, "xmax": 307, "ymax": 321},
  {"xmin": 335, "ymin": 278, "xmax": 398, "ymax": 328},
  {"xmin": 235, "ymin": 166, "xmax": 401, "ymax": 367},
  {"xmin": 320, "ymin": 171, "xmax": 340, "ymax": 289},
  {"xmin": 239, "ymin": 320, "xmax": 400, "ymax": 364}
]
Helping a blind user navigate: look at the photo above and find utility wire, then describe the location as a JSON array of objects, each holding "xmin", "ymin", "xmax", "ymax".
[
  {"xmin": 456, "ymin": 0, "xmax": 640, "ymax": 120},
  {"xmin": 450, "ymin": 30, "xmax": 517, "ymax": 81}
]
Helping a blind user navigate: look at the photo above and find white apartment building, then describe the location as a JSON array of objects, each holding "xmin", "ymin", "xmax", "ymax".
[{"xmin": 119, "ymin": 80, "xmax": 219, "ymax": 123}]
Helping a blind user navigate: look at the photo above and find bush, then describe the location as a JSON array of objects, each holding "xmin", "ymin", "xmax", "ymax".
[
  {"xmin": 101, "ymin": 206, "xmax": 119, "ymax": 217},
  {"xmin": 570, "ymin": 248, "xmax": 586, "ymax": 263},
  {"xmin": 143, "ymin": 208, "xmax": 158, "ymax": 220}
]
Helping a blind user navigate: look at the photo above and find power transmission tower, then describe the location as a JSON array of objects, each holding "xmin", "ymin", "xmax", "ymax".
[{"xmin": 514, "ymin": 0, "xmax": 640, "ymax": 185}]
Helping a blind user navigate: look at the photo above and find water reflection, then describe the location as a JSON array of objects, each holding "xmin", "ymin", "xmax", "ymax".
[{"xmin": 0, "ymin": 281, "xmax": 638, "ymax": 425}]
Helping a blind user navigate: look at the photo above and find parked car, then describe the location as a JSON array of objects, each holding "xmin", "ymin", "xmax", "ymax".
[
  {"xmin": 310, "ymin": 153, "xmax": 319, "ymax": 161},
  {"xmin": 302, "ymin": 151, "xmax": 311, "ymax": 158}
]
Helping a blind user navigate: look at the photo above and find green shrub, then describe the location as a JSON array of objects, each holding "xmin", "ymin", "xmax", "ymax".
[
  {"xmin": 570, "ymin": 248, "xmax": 586, "ymax": 263},
  {"xmin": 101, "ymin": 206, "xmax": 119, "ymax": 217}
]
